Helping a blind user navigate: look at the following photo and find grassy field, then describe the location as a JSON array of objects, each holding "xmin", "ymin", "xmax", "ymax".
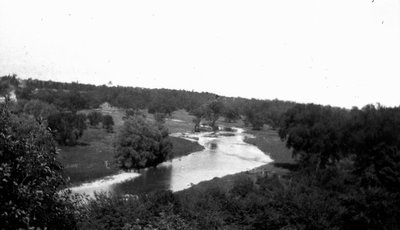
[
  {"xmin": 244, "ymin": 127, "xmax": 296, "ymax": 172},
  {"xmin": 59, "ymin": 128, "xmax": 118, "ymax": 185},
  {"xmin": 169, "ymin": 136, "xmax": 204, "ymax": 159}
]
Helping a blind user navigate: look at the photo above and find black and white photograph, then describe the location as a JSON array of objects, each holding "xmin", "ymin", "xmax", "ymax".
[{"xmin": 1, "ymin": 0, "xmax": 400, "ymax": 229}]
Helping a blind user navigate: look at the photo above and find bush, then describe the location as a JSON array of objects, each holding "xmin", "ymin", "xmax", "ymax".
[
  {"xmin": 23, "ymin": 99, "xmax": 58, "ymax": 119},
  {"xmin": 87, "ymin": 111, "xmax": 103, "ymax": 127},
  {"xmin": 79, "ymin": 191, "xmax": 189, "ymax": 230},
  {"xmin": 102, "ymin": 114, "xmax": 114, "ymax": 132},
  {"xmin": 114, "ymin": 116, "xmax": 172, "ymax": 169},
  {"xmin": 154, "ymin": 112, "xmax": 166, "ymax": 124},
  {"xmin": 47, "ymin": 112, "xmax": 87, "ymax": 145}
]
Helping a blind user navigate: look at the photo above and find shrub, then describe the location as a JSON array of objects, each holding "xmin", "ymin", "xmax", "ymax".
[{"xmin": 114, "ymin": 116, "xmax": 172, "ymax": 170}]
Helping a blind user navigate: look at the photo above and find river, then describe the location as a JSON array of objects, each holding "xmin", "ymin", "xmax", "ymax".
[{"xmin": 69, "ymin": 127, "xmax": 273, "ymax": 197}]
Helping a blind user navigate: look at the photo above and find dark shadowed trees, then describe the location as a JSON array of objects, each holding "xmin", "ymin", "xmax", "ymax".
[
  {"xmin": 154, "ymin": 112, "xmax": 166, "ymax": 124},
  {"xmin": 87, "ymin": 111, "xmax": 103, "ymax": 127},
  {"xmin": 223, "ymin": 105, "xmax": 240, "ymax": 123},
  {"xmin": 114, "ymin": 116, "xmax": 172, "ymax": 170},
  {"xmin": 346, "ymin": 105, "xmax": 400, "ymax": 191},
  {"xmin": 102, "ymin": 114, "xmax": 114, "ymax": 132},
  {"xmin": 279, "ymin": 104, "xmax": 347, "ymax": 169},
  {"xmin": 47, "ymin": 112, "xmax": 87, "ymax": 145},
  {"xmin": 244, "ymin": 108, "xmax": 264, "ymax": 130},
  {"xmin": 124, "ymin": 108, "xmax": 144, "ymax": 119}
]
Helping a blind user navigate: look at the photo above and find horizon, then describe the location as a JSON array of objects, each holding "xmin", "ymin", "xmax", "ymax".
[{"xmin": 1, "ymin": 0, "xmax": 399, "ymax": 109}]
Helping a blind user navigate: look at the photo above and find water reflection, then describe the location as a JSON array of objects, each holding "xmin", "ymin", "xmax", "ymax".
[
  {"xmin": 113, "ymin": 164, "xmax": 173, "ymax": 195},
  {"xmin": 69, "ymin": 172, "xmax": 140, "ymax": 197}
]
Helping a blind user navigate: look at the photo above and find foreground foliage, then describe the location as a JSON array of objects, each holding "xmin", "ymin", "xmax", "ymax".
[{"xmin": 0, "ymin": 104, "xmax": 79, "ymax": 229}]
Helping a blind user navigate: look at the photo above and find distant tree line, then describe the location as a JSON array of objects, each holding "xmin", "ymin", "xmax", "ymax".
[{"xmin": 1, "ymin": 76, "xmax": 296, "ymax": 131}]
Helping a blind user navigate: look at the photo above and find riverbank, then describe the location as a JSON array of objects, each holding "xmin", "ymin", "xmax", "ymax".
[
  {"xmin": 177, "ymin": 125, "xmax": 295, "ymax": 194},
  {"xmin": 71, "ymin": 125, "xmax": 273, "ymax": 196}
]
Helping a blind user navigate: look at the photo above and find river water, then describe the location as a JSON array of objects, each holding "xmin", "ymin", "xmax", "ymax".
[{"xmin": 70, "ymin": 128, "xmax": 272, "ymax": 197}]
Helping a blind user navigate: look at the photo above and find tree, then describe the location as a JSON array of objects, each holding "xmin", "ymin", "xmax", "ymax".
[
  {"xmin": 114, "ymin": 116, "xmax": 172, "ymax": 170},
  {"xmin": 47, "ymin": 112, "xmax": 87, "ymax": 145},
  {"xmin": 0, "ymin": 104, "xmax": 79, "ymax": 229},
  {"xmin": 204, "ymin": 100, "xmax": 224, "ymax": 131},
  {"xmin": 279, "ymin": 104, "xmax": 347, "ymax": 169},
  {"xmin": 346, "ymin": 105, "xmax": 400, "ymax": 191},
  {"xmin": 102, "ymin": 114, "xmax": 114, "ymax": 132},
  {"xmin": 154, "ymin": 112, "xmax": 166, "ymax": 124},
  {"xmin": 148, "ymin": 94, "xmax": 177, "ymax": 116},
  {"xmin": 190, "ymin": 107, "xmax": 205, "ymax": 132},
  {"xmin": 124, "ymin": 108, "xmax": 144, "ymax": 119},
  {"xmin": 223, "ymin": 106, "xmax": 240, "ymax": 123},
  {"xmin": 87, "ymin": 111, "xmax": 103, "ymax": 127},
  {"xmin": 75, "ymin": 113, "xmax": 87, "ymax": 137},
  {"xmin": 62, "ymin": 90, "xmax": 89, "ymax": 113},
  {"xmin": 244, "ymin": 108, "xmax": 264, "ymax": 130},
  {"xmin": 23, "ymin": 99, "xmax": 58, "ymax": 120}
]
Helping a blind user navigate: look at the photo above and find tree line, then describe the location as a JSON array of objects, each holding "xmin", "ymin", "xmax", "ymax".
[{"xmin": 1, "ymin": 75, "xmax": 296, "ymax": 130}]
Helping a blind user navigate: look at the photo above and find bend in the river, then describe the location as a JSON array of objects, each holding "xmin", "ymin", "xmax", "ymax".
[{"xmin": 70, "ymin": 127, "xmax": 273, "ymax": 197}]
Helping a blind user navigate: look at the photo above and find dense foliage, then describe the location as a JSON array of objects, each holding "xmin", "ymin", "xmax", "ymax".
[
  {"xmin": 222, "ymin": 104, "xmax": 241, "ymax": 123},
  {"xmin": 23, "ymin": 99, "xmax": 59, "ymax": 120},
  {"xmin": 114, "ymin": 116, "xmax": 173, "ymax": 169},
  {"xmin": 47, "ymin": 112, "xmax": 87, "ymax": 145},
  {"xmin": 102, "ymin": 114, "xmax": 114, "ymax": 132},
  {"xmin": 189, "ymin": 99, "xmax": 225, "ymax": 132},
  {"xmin": 279, "ymin": 103, "xmax": 400, "ymax": 229},
  {"xmin": 0, "ymin": 104, "xmax": 79, "ymax": 229},
  {"xmin": 87, "ymin": 111, "xmax": 103, "ymax": 127},
  {"xmin": 279, "ymin": 104, "xmax": 348, "ymax": 168},
  {"xmin": 79, "ymin": 191, "xmax": 189, "ymax": 230}
]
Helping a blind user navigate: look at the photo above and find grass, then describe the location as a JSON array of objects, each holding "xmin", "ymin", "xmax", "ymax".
[
  {"xmin": 59, "ymin": 128, "xmax": 118, "ymax": 185},
  {"xmin": 169, "ymin": 136, "xmax": 204, "ymax": 159},
  {"xmin": 243, "ymin": 127, "xmax": 297, "ymax": 174},
  {"xmin": 164, "ymin": 110, "xmax": 196, "ymax": 133},
  {"xmin": 244, "ymin": 127, "xmax": 294, "ymax": 164}
]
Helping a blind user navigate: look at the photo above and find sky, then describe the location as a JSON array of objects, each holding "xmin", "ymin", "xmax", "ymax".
[{"xmin": 0, "ymin": 0, "xmax": 399, "ymax": 108}]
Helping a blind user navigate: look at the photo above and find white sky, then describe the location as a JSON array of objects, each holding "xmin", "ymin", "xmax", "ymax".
[{"xmin": 1, "ymin": 0, "xmax": 399, "ymax": 108}]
